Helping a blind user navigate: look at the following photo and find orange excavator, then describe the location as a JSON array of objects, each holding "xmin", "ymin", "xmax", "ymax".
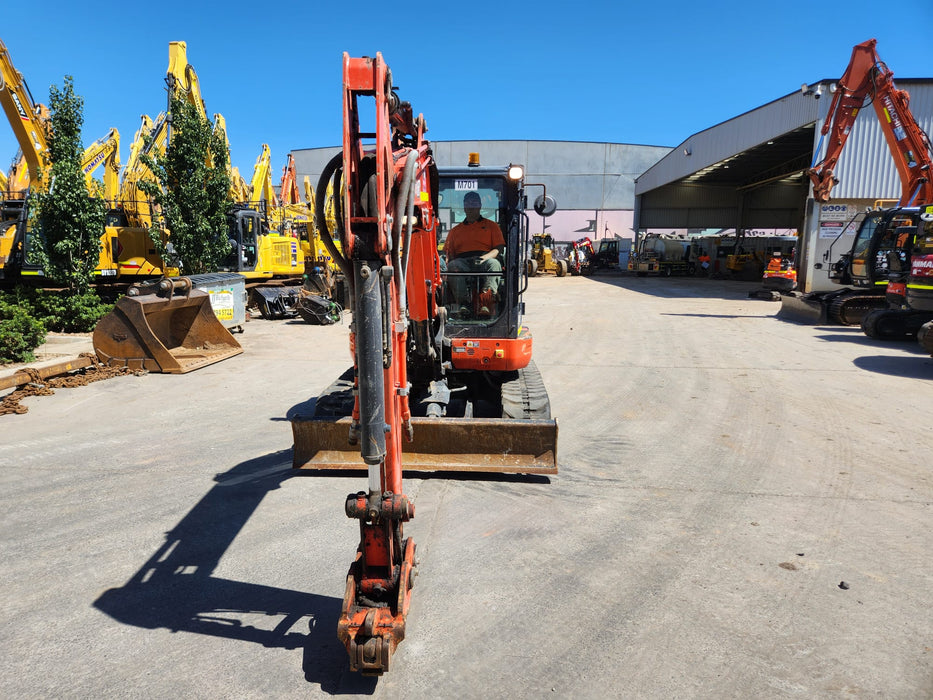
[
  {"xmin": 781, "ymin": 39, "xmax": 933, "ymax": 327},
  {"xmin": 290, "ymin": 53, "xmax": 557, "ymax": 674}
]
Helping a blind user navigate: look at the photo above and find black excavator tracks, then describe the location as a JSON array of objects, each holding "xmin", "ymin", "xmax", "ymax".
[
  {"xmin": 500, "ymin": 360, "xmax": 551, "ymax": 420},
  {"xmin": 828, "ymin": 292, "xmax": 888, "ymax": 326},
  {"xmin": 861, "ymin": 308, "xmax": 933, "ymax": 339},
  {"xmin": 916, "ymin": 321, "xmax": 933, "ymax": 355}
]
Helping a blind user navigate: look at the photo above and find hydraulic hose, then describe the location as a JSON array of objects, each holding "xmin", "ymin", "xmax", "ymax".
[
  {"xmin": 393, "ymin": 152, "xmax": 418, "ymax": 314},
  {"xmin": 400, "ymin": 154, "xmax": 418, "ymax": 278},
  {"xmin": 315, "ymin": 152, "xmax": 353, "ymax": 295}
]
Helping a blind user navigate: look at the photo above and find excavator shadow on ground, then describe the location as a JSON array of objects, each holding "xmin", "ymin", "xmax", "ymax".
[
  {"xmin": 851, "ymin": 354, "xmax": 933, "ymax": 379},
  {"xmin": 92, "ymin": 448, "xmax": 379, "ymax": 695}
]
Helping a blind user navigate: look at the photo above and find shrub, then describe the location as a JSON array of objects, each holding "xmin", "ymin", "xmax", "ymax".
[
  {"xmin": 27, "ymin": 289, "xmax": 113, "ymax": 333},
  {"xmin": 0, "ymin": 288, "xmax": 112, "ymax": 335},
  {"xmin": 0, "ymin": 299, "xmax": 46, "ymax": 364}
]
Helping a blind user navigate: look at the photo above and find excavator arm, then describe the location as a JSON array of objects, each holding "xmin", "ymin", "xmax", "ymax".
[
  {"xmin": 165, "ymin": 41, "xmax": 209, "ymax": 123},
  {"xmin": 119, "ymin": 113, "xmax": 168, "ymax": 228},
  {"xmin": 0, "ymin": 38, "xmax": 50, "ymax": 195},
  {"xmin": 81, "ymin": 127, "xmax": 121, "ymax": 203},
  {"xmin": 809, "ymin": 38, "xmax": 933, "ymax": 205},
  {"xmin": 212, "ymin": 113, "xmax": 249, "ymax": 203},
  {"xmin": 279, "ymin": 153, "xmax": 301, "ymax": 206},
  {"xmin": 327, "ymin": 52, "xmax": 434, "ymax": 675},
  {"xmin": 249, "ymin": 143, "xmax": 278, "ymax": 208}
]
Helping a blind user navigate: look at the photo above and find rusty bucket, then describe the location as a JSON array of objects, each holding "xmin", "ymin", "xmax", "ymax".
[{"xmin": 93, "ymin": 277, "xmax": 243, "ymax": 374}]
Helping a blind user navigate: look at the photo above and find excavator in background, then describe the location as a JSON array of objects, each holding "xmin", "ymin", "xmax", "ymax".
[
  {"xmin": 0, "ymin": 36, "xmax": 49, "ymax": 281},
  {"xmin": 275, "ymin": 152, "xmax": 346, "ymax": 321},
  {"xmin": 294, "ymin": 171, "xmax": 345, "ymax": 323},
  {"xmin": 290, "ymin": 53, "xmax": 557, "ymax": 674},
  {"xmin": 105, "ymin": 112, "xmax": 176, "ymax": 279},
  {"xmin": 1, "ymin": 36, "xmax": 170, "ymax": 284},
  {"xmin": 780, "ymin": 39, "xmax": 933, "ymax": 326},
  {"xmin": 218, "ymin": 142, "xmax": 305, "ymax": 317},
  {"xmin": 757, "ymin": 249, "xmax": 798, "ymax": 299}
]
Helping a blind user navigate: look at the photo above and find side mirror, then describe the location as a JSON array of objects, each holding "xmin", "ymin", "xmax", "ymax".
[{"xmin": 533, "ymin": 194, "xmax": 557, "ymax": 217}]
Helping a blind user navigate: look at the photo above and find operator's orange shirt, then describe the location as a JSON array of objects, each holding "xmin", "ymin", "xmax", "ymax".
[{"xmin": 444, "ymin": 217, "xmax": 505, "ymax": 259}]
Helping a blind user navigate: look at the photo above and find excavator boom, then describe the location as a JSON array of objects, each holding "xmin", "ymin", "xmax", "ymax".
[
  {"xmin": 809, "ymin": 38, "xmax": 933, "ymax": 206},
  {"xmin": 0, "ymin": 38, "xmax": 49, "ymax": 192}
]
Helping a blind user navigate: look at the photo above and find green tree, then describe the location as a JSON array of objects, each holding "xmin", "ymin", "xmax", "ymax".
[
  {"xmin": 34, "ymin": 76, "xmax": 107, "ymax": 295},
  {"xmin": 141, "ymin": 96, "xmax": 231, "ymax": 274}
]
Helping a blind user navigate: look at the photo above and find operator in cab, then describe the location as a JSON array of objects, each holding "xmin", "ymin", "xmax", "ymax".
[{"xmin": 443, "ymin": 191, "xmax": 505, "ymax": 317}]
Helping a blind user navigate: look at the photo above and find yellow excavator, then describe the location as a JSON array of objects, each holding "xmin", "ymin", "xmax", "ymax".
[
  {"xmin": 218, "ymin": 142, "xmax": 306, "ymax": 317},
  {"xmin": 0, "ymin": 37, "xmax": 166, "ymax": 283}
]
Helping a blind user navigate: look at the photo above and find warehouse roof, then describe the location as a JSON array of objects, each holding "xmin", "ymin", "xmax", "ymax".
[{"xmin": 634, "ymin": 79, "xmax": 933, "ymax": 231}]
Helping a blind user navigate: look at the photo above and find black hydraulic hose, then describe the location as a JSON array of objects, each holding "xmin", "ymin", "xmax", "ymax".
[{"xmin": 315, "ymin": 153, "xmax": 352, "ymax": 286}]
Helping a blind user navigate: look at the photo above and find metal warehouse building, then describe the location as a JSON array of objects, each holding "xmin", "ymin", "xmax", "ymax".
[
  {"xmin": 635, "ymin": 78, "xmax": 933, "ymax": 292},
  {"xmin": 291, "ymin": 78, "xmax": 932, "ymax": 292}
]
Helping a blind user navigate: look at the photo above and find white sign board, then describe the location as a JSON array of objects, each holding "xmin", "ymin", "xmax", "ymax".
[{"xmin": 818, "ymin": 203, "xmax": 852, "ymax": 222}]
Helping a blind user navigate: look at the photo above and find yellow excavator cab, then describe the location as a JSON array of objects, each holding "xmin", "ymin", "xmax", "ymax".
[{"xmin": 93, "ymin": 277, "xmax": 242, "ymax": 374}]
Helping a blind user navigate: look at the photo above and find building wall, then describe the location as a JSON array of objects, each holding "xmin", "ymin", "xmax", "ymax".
[{"xmin": 291, "ymin": 140, "xmax": 672, "ymax": 245}]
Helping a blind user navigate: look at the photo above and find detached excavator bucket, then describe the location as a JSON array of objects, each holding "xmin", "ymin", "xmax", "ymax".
[
  {"xmin": 93, "ymin": 277, "xmax": 243, "ymax": 374},
  {"xmin": 292, "ymin": 416, "xmax": 558, "ymax": 475}
]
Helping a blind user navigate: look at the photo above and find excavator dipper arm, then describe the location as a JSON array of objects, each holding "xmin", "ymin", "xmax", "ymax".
[{"xmin": 334, "ymin": 52, "xmax": 429, "ymax": 675}]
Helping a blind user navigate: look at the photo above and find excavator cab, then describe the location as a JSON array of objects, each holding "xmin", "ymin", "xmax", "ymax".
[
  {"xmin": 220, "ymin": 206, "xmax": 261, "ymax": 273},
  {"xmin": 848, "ymin": 210, "xmax": 918, "ymax": 286},
  {"xmin": 436, "ymin": 169, "xmax": 520, "ymax": 328}
]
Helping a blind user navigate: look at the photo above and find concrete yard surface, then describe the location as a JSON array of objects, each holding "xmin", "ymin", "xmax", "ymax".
[{"xmin": 1, "ymin": 275, "xmax": 931, "ymax": 698}]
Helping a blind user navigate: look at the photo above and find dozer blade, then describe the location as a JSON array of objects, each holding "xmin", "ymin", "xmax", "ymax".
[
  {"xmin": 292, "ymin": 416, "xmax": 558, "ymax": 475},
  {"xmin": 778, "ymin": 292, "xmax": 829, "ymax": 324},
  {"xmin": 93, "ymin": 284, "xmax": 242, "ymax": 374}
]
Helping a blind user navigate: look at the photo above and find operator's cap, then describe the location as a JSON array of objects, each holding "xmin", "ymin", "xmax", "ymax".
[{"xmin": 463, "ymin": 191, "xmax": 482, "ymax": 207}]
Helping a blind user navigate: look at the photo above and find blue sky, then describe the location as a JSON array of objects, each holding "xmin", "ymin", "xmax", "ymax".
[{"xmin": 2, "ymin": 1, "xmax": 931, "ymax": 179}]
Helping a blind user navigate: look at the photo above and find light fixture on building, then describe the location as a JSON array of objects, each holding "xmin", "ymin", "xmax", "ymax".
[{"xmin": 801, "ymin": 82, "xmax": 822, "ymax": 99}]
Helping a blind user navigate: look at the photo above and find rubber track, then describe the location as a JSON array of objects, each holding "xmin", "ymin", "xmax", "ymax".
[
  {"xmin": 312, "ymin": 367, "xmax": 356, "ymax": 418},
  {"xmin": 500, "ymin": 360, "xmax": 551, "ymax": 420},
  {"xmin": 918, "ymin": 322, "xmax": 933, "ymax": 355},
  {"xmin": 828, "ymin": 292, "xmax": 887, "ymax": 325}
]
